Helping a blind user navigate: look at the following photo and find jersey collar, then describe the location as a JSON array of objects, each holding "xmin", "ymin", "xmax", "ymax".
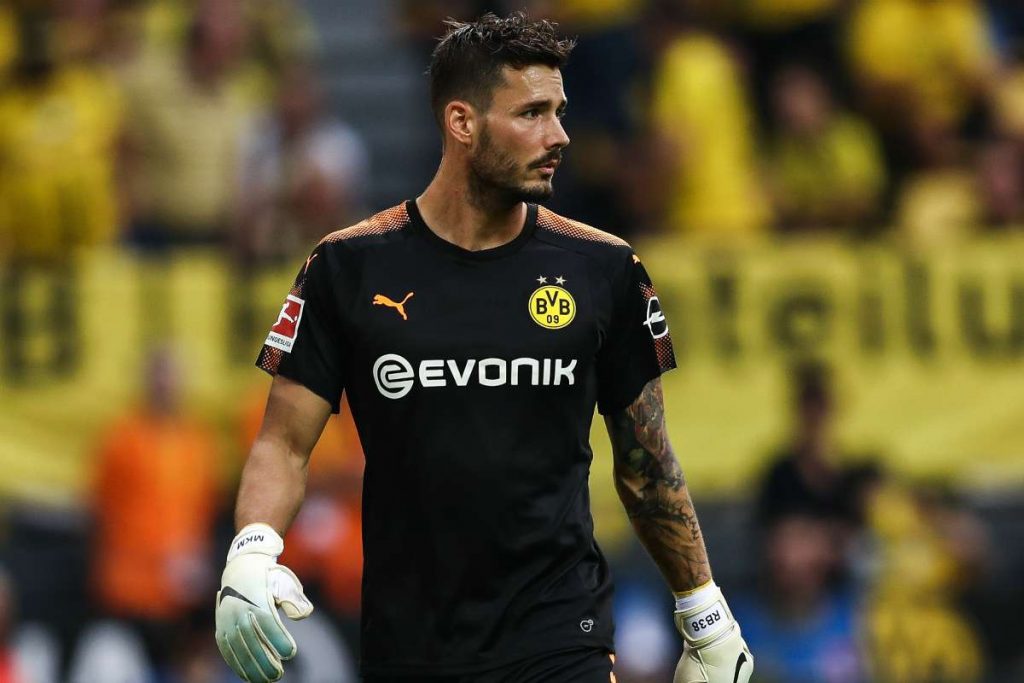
[{"xmin": 406, "ymin": 199, "xmax": 538, "ymax": 261}]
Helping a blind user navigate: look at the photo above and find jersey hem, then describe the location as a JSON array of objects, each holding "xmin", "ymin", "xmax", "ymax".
[{"xmin": 358, "ymin": 638, "xmax": 615, "ymax": 677}]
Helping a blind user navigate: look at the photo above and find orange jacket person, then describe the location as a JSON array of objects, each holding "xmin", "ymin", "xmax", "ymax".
[{"xmin": 91, "ymin": 349, "xmax": 219, "ymax": 621}]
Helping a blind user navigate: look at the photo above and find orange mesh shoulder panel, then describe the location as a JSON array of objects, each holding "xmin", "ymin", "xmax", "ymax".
[
  {"xmin": 318, "ymin": 203, "xmax": 410, "ymax": 245},
  {"xmin": 535, "ymin": 206, "xmax": 629, "ymax": 247},
  {"xmin": 258, "ymin": 204, "xmax": 410, "ymax": 377}
]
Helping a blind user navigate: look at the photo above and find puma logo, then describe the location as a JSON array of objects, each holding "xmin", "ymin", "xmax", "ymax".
[{"xmin": 373, "ymin": 292, "xmax": 414, "ymax": 320}]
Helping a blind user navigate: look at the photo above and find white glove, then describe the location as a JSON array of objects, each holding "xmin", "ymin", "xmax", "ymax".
[
  {"xmin": 673, "ymin": 582, "xmax": 753, "ymax": 683},
  {"xmin": 215, "ymin": 524, "xmax": 313, "ymax": 682}
]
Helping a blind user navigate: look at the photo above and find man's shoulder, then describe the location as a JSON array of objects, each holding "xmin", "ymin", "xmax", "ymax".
[
  {"xmin": 533, "ymin": 206, "xmax": 632, "ymax": 261},
  {"xmin": 532, "ymin": 205, "xmax": 634, "ymax": 274},
  {"xmin": 315, "ymin": 203, "xmax": 412, "ymax": 253}
]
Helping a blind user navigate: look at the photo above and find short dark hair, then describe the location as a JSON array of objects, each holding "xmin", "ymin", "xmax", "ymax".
[{"xmin": 427, "ymin": 12, "xmax": 575, "ymax": 129}]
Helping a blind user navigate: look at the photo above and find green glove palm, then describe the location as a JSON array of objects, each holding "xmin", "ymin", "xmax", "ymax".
[{"xmin": 215, "ymin": 524, "xmax": 313, "ymax": 682}]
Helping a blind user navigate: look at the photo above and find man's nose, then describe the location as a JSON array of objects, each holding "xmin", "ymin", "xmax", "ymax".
[{"xmin": 547, "ymin": 118, "xmax": 570, "ymax": 149}]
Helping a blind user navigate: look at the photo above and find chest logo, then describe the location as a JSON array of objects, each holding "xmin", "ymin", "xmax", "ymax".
[
  {"xmin": 373, "ymin": 292, "xmax": 414, "ymax": 320},
  {"xmin": 529, "ymin": 278, "xmax": 575, "ymax": 329}
]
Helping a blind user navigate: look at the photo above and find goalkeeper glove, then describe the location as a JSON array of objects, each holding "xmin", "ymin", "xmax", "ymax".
[
  {"xmin": 215, "ymin": 524, "xmax": 313, "ymax": 682},
  {"xmin": 673, "ymin": 581, "xmax": 753, "ymax": 683}
]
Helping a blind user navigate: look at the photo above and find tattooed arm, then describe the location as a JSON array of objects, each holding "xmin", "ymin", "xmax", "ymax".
[
  {"xmin": 605, "ymin": 375, "xmax": 711, "ymax": 591},
  {"xmin": 608, "ymin": 375, "xmax": 753, "ymax": 683}
]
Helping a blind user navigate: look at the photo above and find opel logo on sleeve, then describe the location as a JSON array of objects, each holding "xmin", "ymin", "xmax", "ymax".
[{"xmin": 643, "ymin": 296, "xmax": 668, "ymax": 339}]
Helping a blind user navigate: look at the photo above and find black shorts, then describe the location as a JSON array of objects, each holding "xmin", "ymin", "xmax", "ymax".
[{"xmin": 363, "ymin": 648, "xmax": 616, "ymax": 683}]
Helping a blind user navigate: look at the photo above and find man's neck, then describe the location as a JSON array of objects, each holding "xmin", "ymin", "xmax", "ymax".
[{"xmin": 417, "ymin": 162, "xmax": 527, "ymax": 252}]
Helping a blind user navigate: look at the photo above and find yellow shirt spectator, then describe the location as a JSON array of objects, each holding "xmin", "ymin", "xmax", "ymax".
[
  {"xmin": 848, "ymin": 0, "xmax": 995, "ymax": 127},
  {"xmin": 770, "ymin": 115, "xmax": 885, "ymax": 230},
  {"xmin": 651, "ymin": 33, "xmax": 770, "ymax": 238},
  {"xmin": 0, "ymin": 66, "xmax": 123, "ymax": 259},
  {"xmin": 230, "ymin": 0, "xmax": 319, "ymax": 108},
  {"xmin": 864, "ymin": 484, "xmax": 985, "ymax": 682},
  {"xmin": 120, "ymin": 54, "xmax": 250, "ymax": 235}
]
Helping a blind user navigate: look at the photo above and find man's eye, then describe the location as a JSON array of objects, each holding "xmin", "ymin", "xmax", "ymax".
[{"xmin": 523, "ymin": 109, "xmax": 539, "ymax": 119}]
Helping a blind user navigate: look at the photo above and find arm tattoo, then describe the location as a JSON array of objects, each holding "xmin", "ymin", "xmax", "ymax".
[{"xmin": 605, "ymin": 377, "xmax": 712, "ymax": 591}]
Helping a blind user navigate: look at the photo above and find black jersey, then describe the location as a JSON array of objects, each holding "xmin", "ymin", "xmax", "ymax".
[{"xmin": 256, "ymin": 201, "xmax": 676, "ymax": 676}]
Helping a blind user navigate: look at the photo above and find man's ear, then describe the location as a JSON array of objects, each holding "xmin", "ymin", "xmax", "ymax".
[{"xmin": 445, "ymin": 100, "xmax": 476, "ymax": 146}]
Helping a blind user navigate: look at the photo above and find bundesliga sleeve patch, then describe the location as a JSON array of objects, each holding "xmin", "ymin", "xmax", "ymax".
[{"xmin": 264, "ymin": 294, "xmax": 305, "ymax": 353}]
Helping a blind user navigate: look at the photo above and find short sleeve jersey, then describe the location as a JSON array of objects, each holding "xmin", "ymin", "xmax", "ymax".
[{"xmin": 257, "ymin": 201, "xmax": 676, "ymax": 676}]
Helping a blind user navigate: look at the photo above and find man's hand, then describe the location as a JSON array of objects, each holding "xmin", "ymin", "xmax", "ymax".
[
  {"xmin": 215, "ymin": 524, "xmax": 313, "ymax": 682},
  {"xmin": 673, "ymin": 582, "xmax": 753, "ymax": 683}
]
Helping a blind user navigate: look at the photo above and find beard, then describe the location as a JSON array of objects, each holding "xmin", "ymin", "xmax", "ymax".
[{"xmin": 468, "ymin": 126, "xmax": 555, "ymax": 206}]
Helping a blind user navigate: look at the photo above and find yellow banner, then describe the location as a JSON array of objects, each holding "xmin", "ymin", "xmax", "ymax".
[{"xmin": 3, "ymin": 238, "xmax": 1024, "ymax": 508}]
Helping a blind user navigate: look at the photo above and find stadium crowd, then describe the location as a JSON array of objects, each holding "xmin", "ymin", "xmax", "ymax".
[{"xmin": 0, "ymin": 0, "xmax": 1023, "ymax": 682}]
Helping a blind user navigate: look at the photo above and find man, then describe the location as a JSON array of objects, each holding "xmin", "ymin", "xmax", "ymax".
[{"xmin": 215, "ymin": 13, "xmax": 752, "ymax": 683}]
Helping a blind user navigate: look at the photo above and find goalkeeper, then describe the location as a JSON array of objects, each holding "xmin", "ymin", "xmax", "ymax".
[{"xmin": 215, "ymin": 12, "xmax": 752, "ymax": 683}]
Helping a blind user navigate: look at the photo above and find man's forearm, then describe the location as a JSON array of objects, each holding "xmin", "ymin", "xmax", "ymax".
[
  {"xmin": 235, "ymin": 436, "xmax": 309, "ymax": 535},
  {"xmin": 605, "ymin": 378, "xmax": 712, "ymax": 591}
]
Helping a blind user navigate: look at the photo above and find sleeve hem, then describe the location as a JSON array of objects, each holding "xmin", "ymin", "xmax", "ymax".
[
  {"xmin": 596, "ymin": 364, "xmax": 675, "ymax": 416},
  {"xmin": 256, "ymin": 362, "xmax": 342, "ymax": 414}
]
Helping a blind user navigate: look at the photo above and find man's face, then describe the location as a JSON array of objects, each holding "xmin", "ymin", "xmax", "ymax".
[{"xmin": 469, "ymin": 65, "xmax": 569, "ymax": 203}]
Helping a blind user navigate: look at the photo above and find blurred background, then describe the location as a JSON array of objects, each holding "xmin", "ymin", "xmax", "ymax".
[{"xmin": 0, "ymin": 0, "xmax": 1023, "ymax": 681}]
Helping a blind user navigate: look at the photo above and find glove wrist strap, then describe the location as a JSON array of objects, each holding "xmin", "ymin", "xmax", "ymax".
[
  {"xmin": 227, "ymin": 523, "xmax": 284, "ymax": 562},
  {"xmin": 673, "ymin": 581, "xmax": 736, "ymax": 648}
]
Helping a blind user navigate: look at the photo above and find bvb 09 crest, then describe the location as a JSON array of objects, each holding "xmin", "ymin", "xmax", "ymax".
[{"xmin": 529, "ymin": 284, "xmax": 576, "ymax": 329}]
